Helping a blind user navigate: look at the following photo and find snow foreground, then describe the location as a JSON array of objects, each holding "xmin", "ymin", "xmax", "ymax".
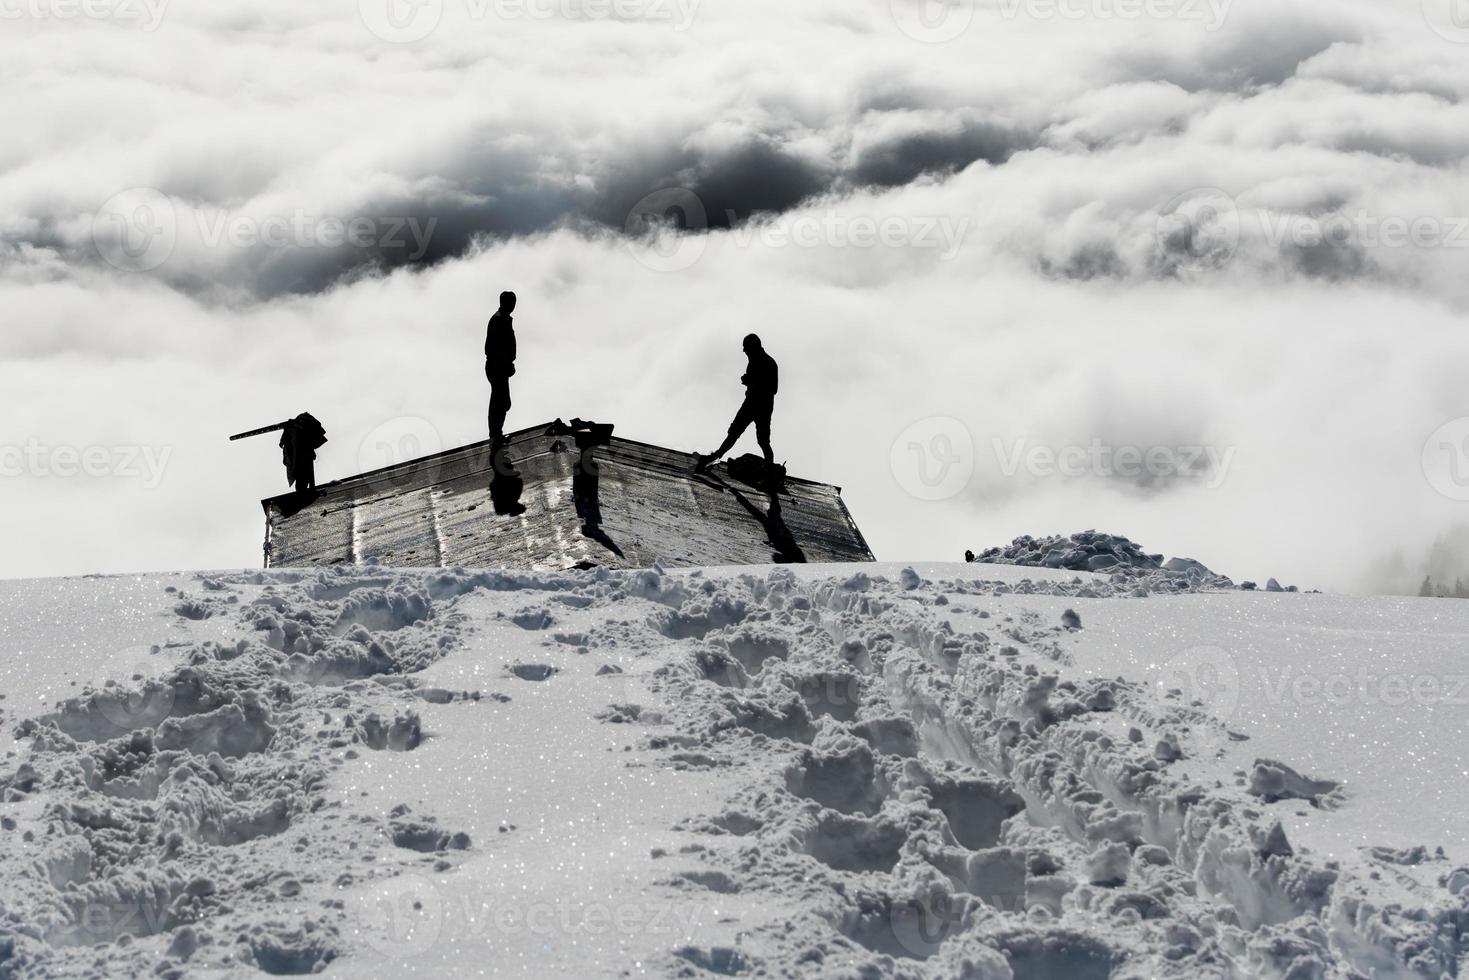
[{"xmin": 0, "ymin": 564, "xmax": 1466, "ymax": 979}]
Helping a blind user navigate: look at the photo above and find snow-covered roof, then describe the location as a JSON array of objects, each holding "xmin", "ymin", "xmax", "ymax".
[{"xmin": 260, "ymin": 422, "xmax": 874, "ymax": 569}]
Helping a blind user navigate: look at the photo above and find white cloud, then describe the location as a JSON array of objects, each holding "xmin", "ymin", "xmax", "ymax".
[{"xmin": 2, "ymin": 0, "xmax": 1467, "ymax": 588}]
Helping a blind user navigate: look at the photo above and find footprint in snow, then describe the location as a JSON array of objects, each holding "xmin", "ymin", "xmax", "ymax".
[{"xmin": 510, "ymin": 608, "xmax": 555, "ymax": 630}]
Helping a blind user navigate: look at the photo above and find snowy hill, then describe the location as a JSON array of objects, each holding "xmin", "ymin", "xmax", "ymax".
[{"xmin": 0, "ymin": 563, "xmax": 1466, "ymax": 978}]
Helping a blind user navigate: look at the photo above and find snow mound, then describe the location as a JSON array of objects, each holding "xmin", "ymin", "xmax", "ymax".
[{"xmin": 972, "ymin": 530, "xmax": 1299, "ymax": 593}]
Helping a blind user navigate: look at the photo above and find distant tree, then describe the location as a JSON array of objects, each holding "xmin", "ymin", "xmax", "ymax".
[{"xmin": 1420, "ymin": 575, "xmax": 1435, "ymax": 598}]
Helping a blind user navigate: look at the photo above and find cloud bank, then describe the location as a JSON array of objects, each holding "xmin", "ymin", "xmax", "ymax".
[{"xmin": 2, "ymin": 0, "xmax": 1469, "ymax": 589}]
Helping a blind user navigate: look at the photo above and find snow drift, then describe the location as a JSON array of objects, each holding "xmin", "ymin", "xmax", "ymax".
[{"xmin": 0, "ymin": 562, "xmax": 1464, "ymax": 978}]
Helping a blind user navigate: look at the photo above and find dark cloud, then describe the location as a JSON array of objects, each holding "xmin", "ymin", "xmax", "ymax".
[
  {"xmin": 1038, "ymin": 241, "xmax": 1128, "ymax": 281},
  {"xmin": 5, "ymin": 0, "xmax": 1454, "ymax": 307},
  {"xmin": 1281, "ymin": 237, "xmax": 1370, "ymax": 281},
  {"xmin": 582, "ymin": 138, "xmax": 834, "ymax": 231},
  {"xmin": 848, "ymin": 118, "xmax": 1032, "ymax": 187}
]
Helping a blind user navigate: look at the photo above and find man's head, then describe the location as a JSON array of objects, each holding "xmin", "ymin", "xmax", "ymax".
[
  {"xmin": 743, "ymin": 333, "xmax": 762, "ymax": 354},
  {"xmin": 499, "ymin": 291, "xmax": 517, "ymax": 314}
]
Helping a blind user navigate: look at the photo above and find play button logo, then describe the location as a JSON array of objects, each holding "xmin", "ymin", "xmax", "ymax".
[
  {"xmin": 1423, "ymin": 0, "xmax": 1469, "ymax": 42},
  {"xmin": 359, "ymin": 0, "xmax": 443, "ymax": 43}
]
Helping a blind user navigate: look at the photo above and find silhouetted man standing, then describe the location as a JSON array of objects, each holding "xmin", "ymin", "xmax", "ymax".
[
  {"xmin": 696, "ymin": 334, "xmax": 777, "ymax": 473},
  {"xmin": 485, "ymin": 291, "xmax": 517, "ymax": 447}
]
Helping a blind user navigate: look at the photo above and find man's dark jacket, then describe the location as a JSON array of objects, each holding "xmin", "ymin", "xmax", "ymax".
[
  {"xmin": 485, "ymin": 312, "xmax": 517, "ymax": 377},
  {"xmin": 743, "ymin": 349, "xmax": 778, "ymax": 401}
]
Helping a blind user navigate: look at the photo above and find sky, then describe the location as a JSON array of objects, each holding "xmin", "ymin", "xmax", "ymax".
[{"xmin": 2, "ymin": 0, "xmax": 1469, "ymax": 591}]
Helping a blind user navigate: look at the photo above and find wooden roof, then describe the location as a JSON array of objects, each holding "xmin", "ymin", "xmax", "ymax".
[{"xmin": 260, "ymin": 422, "xmax": 873, "ymax": 570}]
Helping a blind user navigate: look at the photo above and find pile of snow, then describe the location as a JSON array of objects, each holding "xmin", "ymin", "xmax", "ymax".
[
  {"xmin": 972, "ymin": 530, "xmax": 1298, "ymax": 594},
  {"xmin": 0, "ymin": 562, "xmax": 1462, "ymax": 978}
]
